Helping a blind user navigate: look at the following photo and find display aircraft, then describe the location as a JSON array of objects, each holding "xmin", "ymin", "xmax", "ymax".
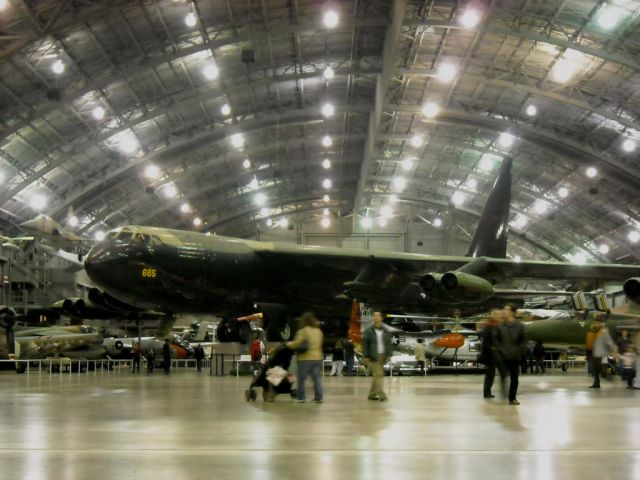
[
  {"xmin": 82, "ymin": 158, "xmax": 640, "ymax": 343},
  {"xmin": 18, "ymin": 214, "xmax": 89, "ymax": 250}
]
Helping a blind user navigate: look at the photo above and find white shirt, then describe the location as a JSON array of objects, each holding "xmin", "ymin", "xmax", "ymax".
[{"xmin": 375, "ymin": 328, "xmax": 385, "ymax": 355}]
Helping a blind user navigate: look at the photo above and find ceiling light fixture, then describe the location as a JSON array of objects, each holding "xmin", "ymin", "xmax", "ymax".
[
  {"xmin": 52, "ymin": 59, "xmax": 65, "ymax": 75},
  {"xmin": 628, "ymin": 231, "xmax": 640, "ymax": 243},
  {"xmin": 321, "ymin": 217, "xmax": 331, "ymax": 228},
  {"xmin": 437, "ymin": 63, "xmax": 457, "ymax": 83},
  {"xmin": 185, "ymin": 12, "xmax": 197, "ymax": 27},
  {"xmin": 68, "ymin": 215, "xmax": 79, "ymax": 227},
  {"xmin": 323, "ymin": 194, "xmax": 330, "ymax": 203},
  {"xmin": 322, "ymin": 159, "xmax": 331, "ymax": 169},
  {"xmin": 598, "ymin": 244, "xmax": 610, "ymax": 255},
  {"xmin": 254, "ymin": 192, "xmax": 267, "ymax": 206},
  {"xmin": 467, "ymin": 178, "xmax": 477, "ymax": 189},
  {"xmin": 401, "ymin": 158, "xmax": 414, "ymax": 171},
  {"xmin": 221, "ymin": 104, "xmax": 231, "ymax": 116},
  {"xmin": 586, "ymin": 167, "xmax": 598, "ymax": 178},
  {"xmin": 410, "ymin": 134, "xmax": 423, "ymax": 148},
  {"xmin": 321, "ymin": 103, "xmax": 335, "ymax": 117},
  {"xmin": 421, "ymin": 102, "xmax": 440, "ymax": 118},
  {"xmin": 323, "ymin": 66, "xmax": 335, "ymax": 80},
  {"xmin": 144, "ymin": 164, "xmax": 161, "ymax": 180},
  {"xmin": 92, "ymin": 106, "xmax": 105, "ymax": 120},
  {"xmin": 459, "ymin": 9, "xmax": 481, "ymax": 28},
  {"xmin": 322, "ymin": 135, "xmax": 333, "ymax": 147},
  {"xmin": 361, "ymin": 217, "xmax": 372, "ymax": 229},
  {"xmin": 163, "ymin": 184, "xmax": 178, "ymax": 198},
  {"xmin": 451, "ymin": 191, "xmax": 465, "ymax": 206},
  {"xmin": 94, "ymin": 230, "xmax": 105, "ymax": 241},
  {"xmin": 323, "ymin": 208, "xmax": 330, "ymax": 216},
  {"xmin": 558, "ymin": 187, "xmax": 569, "ymax": 198},
  {"xmin": 498, "ymin": 132, "xmax": 515, "ymax": 148},
  {"xmin": 322, "ymin": 178, "xmax": 332, "ymax": 189},
  {"xmin": 598, "ymin": 5, "xmax": 622, "ymax": 30},
  {"xmin": 242, "ymin": 158, "xmax": 251, "ymax": 169},
  {"xmin": 193, "ymin": 217, "xmax": 202, "ymax": 226},
  {"xmin": 433, "ymin": 217, "xmax": 442, "ymax": 227},
  {"xmin": 266, "ymin": 218, "xmax": 273, "ymax": 227},
  {"xmin": 525, "ymin": 104, "xmax": 537, "ymax": 116},
  {"xmin": 203, "ymin": 63, "xmax": 219, "ymax": 80},
  {"xmin": 259, "ymin": 207, "xmax": 269, "ymax": 217},
  {"xmin": 573, "ymin": 251, "xmax": 587, "ymax": 265},
  {"xmin": 180, "ymin": 203, "xmax": 190, "ymax": 213},
  {"xmin": 393, "ymin": 177, "xmax": 407, "ymax": 191},
  {"xmin": 279, "ymin": 218, "xmax": 288, "ymax": 228},
  {"xmin": 513, "ymin": 255, "xmax": 522, "ymax": 263},
  {"xmin": 323, "ymin": 9, "xmax": 339, "ymax": 28},
  {"xmin": 514, "ymin": 215, "xmax": 528, "ymax": 228},
  {"xmin": 534, "ymin": 199, "xmax": 549, "ymax": 214},
  {"xmin": 622, "ymin": 139, "xmax": 636, "ymax": 153},
  {"xmin": 30, "ymin": 193, "xmax": 47, "ymax": 211},
  {"xmin": 230, "ymin": 133, "xmax": 244, "ymax": 149}
]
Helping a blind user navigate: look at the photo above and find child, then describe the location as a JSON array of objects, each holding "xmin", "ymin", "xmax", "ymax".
[{"xmin": 621, "ymin": 347, "xmax": 637, "ymax": 389}]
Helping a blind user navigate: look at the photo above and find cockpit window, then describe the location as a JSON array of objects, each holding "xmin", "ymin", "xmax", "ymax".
[
  {"xmin": 149, "ymin": 235, "xmax": 163, "ymax": 246},
  {"xmin": 107, "ymin": 231, "xmax": 118, "ymax": 240},
  {"xmin": 117, "ymin": 232, "xmax": 132, "ymax": 243}
]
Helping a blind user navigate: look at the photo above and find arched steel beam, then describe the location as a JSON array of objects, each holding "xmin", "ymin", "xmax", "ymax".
[
  {"xmin": 0, "ymin": 17, "xmax": 385, "ymax": 142},
  {"xmin": 44, "ymin": 106, "xmax": 370, "ymax": 217},
  {"xmin": 390, "ymin": 106, "xmax": 640, "ymax": 190},
  {"xmin": 0, "ymin": 68, "xmax": 376, "ymax": 206},
  {"xmin": 397, "ymin": 69, "xmax": 640, "ymax": 134},
  {"xmin": 403, "ymin": 18, "xmax": 639, "ymax": 70}
]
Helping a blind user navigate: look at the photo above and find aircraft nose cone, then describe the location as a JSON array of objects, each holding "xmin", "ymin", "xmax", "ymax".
[{"xmin": 84, "ymin": 244, "xmax": 116, "ymax": 286}]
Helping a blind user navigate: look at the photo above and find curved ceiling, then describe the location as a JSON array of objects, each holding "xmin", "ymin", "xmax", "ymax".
[{"xmin": 0, "ymin": 0, "xmax": 639, "ymax": 264}]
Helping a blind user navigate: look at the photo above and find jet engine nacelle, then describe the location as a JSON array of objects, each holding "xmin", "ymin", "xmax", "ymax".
[
  {"xmin": 419, "ymin": 273, "xmax": 443, "ymax": 292},
  {"xmin": 623, "ymin": 278, "xmax": 640, "ymax": 304},
  {"xmin": 439, "ymin": 271, "xmax": 494, "ymax": 301}
]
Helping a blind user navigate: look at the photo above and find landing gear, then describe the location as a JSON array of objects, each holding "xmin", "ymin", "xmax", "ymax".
[
  {"xmin": 266, "ymin": 317, "xmax": 295, "ymax": 342},
  {"xmin": 216, "ymin": 317, "xmax": 255, "ymax": 343}
]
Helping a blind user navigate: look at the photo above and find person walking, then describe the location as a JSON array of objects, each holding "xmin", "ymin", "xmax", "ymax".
[
  {"xmin": 533, "ymin": 341, "xmax": 546, "ymax": 375},
  {"xmin": 162, "ymin": 339, "xmax": 172, "ymax": 375},
  {"xmin": 415, "ymin": 338, "xmax": 426, "ymax": 375},
  {"xmin": 480, "ymin": 309, "xmax": 502, "ymax": 398},
  {"xmin": 343, "ymin": 338, "xmax": 355, "ymax": 376},
  {"xmin": 131, "ymin": 341, "xmax": 141, "ymax": 374},
  {"xmin": 495, "ymin": 304, "xmax": 525, "ymax": 405},
  {"xmin": 362, "ymin": 311, "xmax": 393, "ymax": 401},
  {"xmin": 194, "ymin": 344, "xmax": 205, "ymax": 372},
  {"xmin": 330, "ymin": 340, "xmax": 344, "ymax": 376},
  {"xmin": 146, "ymin": 348, "xmax": 155, "ymax": 374},
  {"xmin": 287, "ymin": 312, "xmax": 324, "ymax": 403},
  {"xmin": 590, "ymin": 323, "xmax": 615, "ymax": 389}
]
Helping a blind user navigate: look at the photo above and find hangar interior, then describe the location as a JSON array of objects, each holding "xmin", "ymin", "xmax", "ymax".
[{"xmin": 1, "ymin": 0, "xmax": 640, "ymax": 479}]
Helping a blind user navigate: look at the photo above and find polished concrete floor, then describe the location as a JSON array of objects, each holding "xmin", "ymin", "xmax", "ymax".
[{"xmin": 1, "ymin": 369, "xmax": 639, "ymax": 480}]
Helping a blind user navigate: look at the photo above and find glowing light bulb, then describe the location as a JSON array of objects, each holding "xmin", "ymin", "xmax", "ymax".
[
  {"xmin": 361, "ymin": 217, "xmax": 372, "ymax": 229},
  {"xmin": 92, "ymin": 106, "xmax": 105, "ymax": 120},
  {"xmin": 180, "ymin": 203, "xmax": 190, "ymax": 213},
  {"xmin": 401, "ymin": 158, "xmax": 414, "ymax": 171},
  {"xmin": 323, "ymin": 66, "xmax": 335, "ymax": 80},
  {"xmin": 242, "ymin": 158, "xmax": 251, "ymax": 169},
  {"xmin": 193, "ymin": 217, "xmax": 202, "ymax": 226},
  {"xmin": 323, "ymin": 9, "xmax": 339, "ymax": 28},
  {"xmin": 144, "ymin": 164, "xmax": 161, "ymax": 179},
  {"xmin": 321, "ymin": 103, "xmax": 335, "ymax": 117},
  {"xmin": 52, "ymin": 59, "xmax": 65, "ymax": 74},
  {"xmin": 598, "ymin": 244, "xmax": 610, "ymax": 255},
  {"xmin": 586, "ymin": 167, "xmax": 598, "ymax": 178},
  {"xmin": 322, "ymin": 135, "xmax": 333, "ymax": 147},
  {"xmin": 221, "ymin": 104, "xmax": 231, "ymax": 116},
  {"xmin": 558, "ymin": 187, "xmax": 569, "ymax": 198},
  {"xmin": 437, "ymin": 63, "xmax": 457, "ymax": 83},
  {"xmin": 452, "ymin": 191, "xmax": 465, "ymax": 206},
  {"xmin": 421, "ymin": 102, "xmax": 440, "ymax": 118},
  {"xmin": 393, "ymin": 177, "xmax": 407, "ymax": 191},
  {"xmin": 433, "ymin": 218, "xmax": 442, "ymax": 227},
  {"xmin": 322, "ymin": 159, "xmax": 331, "ymax": 169},
  {"xmin": 321, "ymin": 217, "xmax": 331, "ymax": 228},
  {"xmin": 410, "ymin": 134, "xmax": 423, "ymax": 148},
  {"xmin": 203, "ymin": 63, "xmax": 219, "ymax": 80},
  {"xmin": 68, "ymin": 216, "xmax": 79, "ymax": 227},
  {"xmin": 459, "ymin": 9, "xmax": 481, "ymax": 28},
  {"xmin": 230, "ymin": 133, "xmax": 244, "ymax": 149},
  {"xmin": 254, "ymin": 192, "xmax": 267, "ymax": 206},
  {"xmin": 525, "ymin": 104, "xmax": 537, "ymax": 116},
  {"xmin": 185, "ymin": 12, "xmax": 197, "ymax": 27},
  {"xmin": 94, "ymin": 230, "xmax": 105, "ymax": 241}
]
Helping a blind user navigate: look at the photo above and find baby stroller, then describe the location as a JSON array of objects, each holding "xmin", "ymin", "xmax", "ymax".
[{"xmin": 245, "ymin": 345, "xmax": 297, "ymax": 402}]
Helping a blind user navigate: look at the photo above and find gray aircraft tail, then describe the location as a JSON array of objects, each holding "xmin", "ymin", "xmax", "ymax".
[{"xmin": 465, "ymin": 158, "xmax": 512, "ymax": 258}]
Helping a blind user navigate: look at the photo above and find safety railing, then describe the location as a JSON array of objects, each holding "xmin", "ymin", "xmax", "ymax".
[{"xmin": 0, "ymin": 358, "xmax": 211, "ymax": 375}]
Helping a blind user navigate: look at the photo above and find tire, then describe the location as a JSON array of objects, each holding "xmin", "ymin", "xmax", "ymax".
[
  {"xmin": 237, "ymin": 322, "xmax": 251, "ymax": 343},
  {"xmin": 216, "ymin": 320, "xmax": 230, "ymax": 342},
  {"xmin": 266, "ymin": 317, "xmax": 294, "ymax": 342}
]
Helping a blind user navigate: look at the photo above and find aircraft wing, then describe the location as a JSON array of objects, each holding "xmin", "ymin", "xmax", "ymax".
[{"xmin": 485, "ymin": 258, "xmax": 640, "ymax": 282}]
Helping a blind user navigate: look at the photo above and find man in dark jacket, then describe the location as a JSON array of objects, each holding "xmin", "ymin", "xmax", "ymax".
[
  {"xmin": 342, "ymin": 338, "xmax": 355, "ymax": 376},
  {"xmin": 495, "ymin": 304, "xmax": 525, "ymax": 405},
  {"xmin": 162, "ymin": 339, "xmax": 172, "ymax": 375},
  {"xmin": 480, "ymin": 309, "xmax": 502, "ymax": 398},
  {"xmin": 362, "ymin": 311, "xmax": 393, "ymax": 401},
  {"xmin": 194, "ymin": 344, "xmax": 205, "ymax": 372}
]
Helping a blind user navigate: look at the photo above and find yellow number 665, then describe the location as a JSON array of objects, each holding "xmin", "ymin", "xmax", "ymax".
[{"xmin": 141, "ymin": 268, "xmax": 157, "ymax": 278}]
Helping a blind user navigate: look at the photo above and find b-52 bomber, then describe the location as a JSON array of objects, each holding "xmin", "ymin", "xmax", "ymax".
[{"xmin": 81, "ymin": 158, "xmax": 640, "ymax": 342}]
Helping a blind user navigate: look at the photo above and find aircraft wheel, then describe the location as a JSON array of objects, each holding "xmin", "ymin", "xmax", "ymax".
[
  {"xmin": 15, "ymin": 363, "xmax": 26, "ymax": 374},
  {"xmin": 237, "ymin": 322, "xmax": 251, "ymax": 343}
]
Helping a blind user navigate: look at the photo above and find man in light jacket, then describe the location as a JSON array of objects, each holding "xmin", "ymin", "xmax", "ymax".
[
  {"xmin": 590, "ymin": 323, "xmax": 615, "ymax": 389},
  {"xmin": 287, "ymin": 312, "xmax": 324, "ymax": 403},
  {"xmin": 362, "ymin": 311, "xmax": 393, "ymax": 401}
]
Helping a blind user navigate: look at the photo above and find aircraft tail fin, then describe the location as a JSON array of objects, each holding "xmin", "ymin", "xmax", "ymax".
[{"xmin": 465, "ymin": 158, "xmax": 512, "ymax": 259}]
